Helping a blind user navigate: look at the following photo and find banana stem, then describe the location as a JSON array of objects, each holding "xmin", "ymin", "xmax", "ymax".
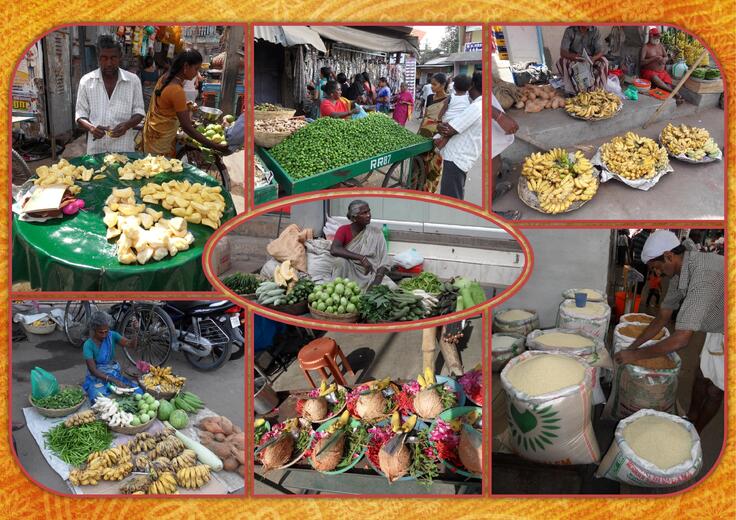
[{"xmin": 421, "ymin": 327, "xmax": 437, "ymax": 372}]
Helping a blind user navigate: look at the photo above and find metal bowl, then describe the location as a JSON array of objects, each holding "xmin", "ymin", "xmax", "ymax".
[{"xmin": 198, "ymin": 106, "xmax": 223, "ymax": 122}]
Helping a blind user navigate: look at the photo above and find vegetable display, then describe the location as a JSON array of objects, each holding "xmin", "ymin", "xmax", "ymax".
[
  {"xmin": 514, "ymin": 84, "xmax": 566, "ymax": 113},
  {"xmin": 255, "ymin": 103, "xmax": 288, "ymax": 112},
  {"xmin": 256, "ymin": 261, "xmax": 302, "ymax": 306},
  {"xmin": 359, "ymin": 286, "xmax": 425, "ymax": 323},
  {"xmin": 32, "ymin": 386, "xmax": 85, "ymax": 409},
  {"xmin": 269, "ymin": 114, "xmax": 429, "ymax": 180},
  {"xmin": 44, "ymin": 420, "xmax": 113, "ymax": 466},
  {"xmin": 521, "ymin": 148, "xmax": 598, "ymax": 214},
  {"xmin": 197, "ymin": 415, "xmax": 245, "ymax": 475},
  {"xmin": 452, "ymin": 277, "xmax": 487, "ymax": 311},
  {"xmin": 141, "ymin": 179, "xmax": 226, "ymax": 229},
  {"xmin": 141, "ymin": 365, "xmax": 186, "ymax": 394},
  {"xmin": 34, "ymin": 159, "xmax": 92, "ymax": 195},
  {"xmin": 221, "ymin": 272, "xmax": 262, "ymax": 295},
  {"xmin": 565, "ymin": 89, "xmax": 621, "ymax": 120},
  {"xmin": 254, "ymin": 118, "xmax": 308, "ymax": 134},
  {"xmin": 399, "ymin": 272, "xmax": 443, "ymax": 294},
  {"xmin": 660, "ymin": 123, "xmax": 720, "ymax": 161},
  {"xmin": 116, "ymin": 155, "xmax": 183, "ymax": 181},
  {"xmin": 308, "ymin": 278, "xmax": 363, "ymax": 315},
  {"xmin": 600, "ymin": 132, "xmax": 669, "ymax": 180}
]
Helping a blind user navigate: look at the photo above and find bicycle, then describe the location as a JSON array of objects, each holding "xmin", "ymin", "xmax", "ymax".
[{"xmin": 176, "ymin": 142, "xmax": 231, "ymax": 191}]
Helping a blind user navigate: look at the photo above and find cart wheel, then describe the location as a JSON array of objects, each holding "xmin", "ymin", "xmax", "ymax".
[{"xmin": 382, "ymin": 156, "xmax": 426, "ymax": 190}]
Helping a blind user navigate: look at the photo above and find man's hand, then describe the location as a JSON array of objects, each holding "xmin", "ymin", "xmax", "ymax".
[
  {"xmin": 497, "ymin": 113, "xmax": 519, "ymax": 135},
  {"xmin": 351, "ymin": 107, "xmax": 361, "ymax": 114},
  {"xmin": 434, "ymin": 136, "xmax": 449, "ymax": 150},
  {"xmin": 437, "ymin": 122, "xmax": 457, "ymax": 137},
  {"xmin": 359, "ymin": 256, "xmax": 373, "ymax": 274},
  {"xmin": 110, "ymin": 122, "xmax": 130, "ymax": 138},
  {"xmin": 91, "ymin": 126, "xmax": 108, "ymax": 140},
  {"xmin": 614, "ymin": 349, "xmax": 641, "ymax": 365}
]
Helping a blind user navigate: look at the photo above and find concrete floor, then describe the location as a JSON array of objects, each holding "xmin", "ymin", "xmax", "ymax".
[
  {"xmin": 253, "ymin": 320, "xmax": 483, "ymax": 495},
  {"xmin": 10, "ymin": 301, "xmax": 245, "ymax": 494},
  {"xmin": 493, "ymin": 107, "xmax": 724, "ymax": 221}
]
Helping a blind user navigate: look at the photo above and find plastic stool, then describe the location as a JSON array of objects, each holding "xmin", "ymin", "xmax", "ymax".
[{"xmin": 297, "ymin": 337, "xmax": 354, "ymax": 388}]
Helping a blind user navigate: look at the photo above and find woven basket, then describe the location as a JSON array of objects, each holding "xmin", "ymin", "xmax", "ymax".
[
  {"xmin": 254, "ymin": 130, "xmax": 293, "ymax": 148},
  {"xmin": 309, "ymin": 306, "xmax": 360, "ymax": 323},
  {"xmin": 138, "ymin": 380, "xmax": 182, "ymax": 401},
  {"xmin": 29, "ymin": 384, "xmax": 86, "ymax": 418},
  {"xmin": 254, "ymin": 109, "xmax": 296, "ymax": 121},
  {"xmin": 269, "ymin": 300, "xmax": 309, "ymax": 316},
  {"xmin": 108, "ymin": 416, "xmax": 156, "ymax": 435}
]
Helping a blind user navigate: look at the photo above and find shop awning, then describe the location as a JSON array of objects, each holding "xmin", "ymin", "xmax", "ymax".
[
  {"xmin": 254, "ymin": 26, "xmax": 327, "ymax": 52},
  {"xmin": 309, "ymin": 26, "xmax": 418, "ymax": 54},
  {"xmin": 447, "ymin": 51, "xmax": 483, "ymax": 62}
]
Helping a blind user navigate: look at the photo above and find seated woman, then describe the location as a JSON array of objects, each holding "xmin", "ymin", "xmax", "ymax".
[
  {"xmin": 319, "ymin": 81, "xmax": 360, "ymax": 119},
  {"xmin": 557, "ymin": 26, "xmax": 609, "ymax": 95},
  {"xmin": 82, "ymin": 311, "xmax": 143, "ymax": 402},
  {"xmin": 329, "ymin": 200, "xmax": 395, "ymax": 289}
]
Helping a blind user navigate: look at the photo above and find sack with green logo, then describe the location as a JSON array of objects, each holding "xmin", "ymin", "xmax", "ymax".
[{"xmin": 499, "ymin": 351, "xmax": 600, "ymax": 465}]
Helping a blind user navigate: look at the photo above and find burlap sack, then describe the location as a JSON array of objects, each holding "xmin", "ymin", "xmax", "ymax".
[{"xmin": 266, "ymin": 224, "xmax": 313, "ymax": 272}]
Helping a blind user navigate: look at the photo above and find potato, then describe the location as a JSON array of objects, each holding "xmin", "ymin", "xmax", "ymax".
[{"xmin": 223, "ymin": 457, "xmax": 239, "ymax": 472}]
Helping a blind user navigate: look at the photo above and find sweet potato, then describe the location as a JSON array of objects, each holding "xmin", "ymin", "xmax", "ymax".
[
  {"xmin": 232, "ymin": 425, "xmax": 242, "ymax": 434},
  {"xmin": 198, "ymin": 430, "xmax": 215, "ymax": 443},
  {"xmin": 515, "ymin": 101, "xmax": 525, "ymax": 109},
  {"xmin": 237, "ymin": 464, "xmax": 245, "ymax": 477},
  {"xmin": 233, "ymin": 446, "xmax": 245, "ymax": 465},
  {"xmin": 230, "ymin": 432, "xmax": 245, "ymax": 451},
  {"xmin": 199, "ymin": 416, "xmax": 225, "ymax": 434},
  {"xmin": 219, "ymin": 416, "xmax": 234, "ymax": 435},
  {"xmin": 202, "ymin": 439, "xmax": 233, "ymax": 460},
  {"xmin": 214, "ymin": 433, "xmax": 226, "ymax": 442},
  {"xmin": 223, "ymin": 456, "xmax": 239, "ymax": 472},
  {"xmin": 544, "ymin": 100, "xmax": 552, "ymax": 108}
]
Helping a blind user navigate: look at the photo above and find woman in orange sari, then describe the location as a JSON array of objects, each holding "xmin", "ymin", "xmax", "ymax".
[
  {"xmin": 143, "ymin": 49, "xmax": 229, "ymax": 157},
  {"xmin": 418, "ymin": 73, "xmax": 449, "ymax": 193}
]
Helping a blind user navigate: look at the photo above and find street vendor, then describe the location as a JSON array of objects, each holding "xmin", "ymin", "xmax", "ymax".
[
  {"xmin": 328, "ymin": 200, "xmax": 395, "ymax": 289},
  {"xmin": 640, "ymin": 28, "xmax": 684, "ymax": 105},
  {"xmin": 75, "ymin": 35, "xmax": 146, "ymax": 154},
  {"xmin": 82, "ymin": 311, "xmax": 143, "ymax": 402},
  {"xmin": 142, "ymin": 49, "xmax": 230, "ymax": 157},
  {"xmin": 614, "ymin": 230, "xmax": 724, "ymax": 433},
  {"xmin": 319, "ymin": 81, "xmax": 360, "ymax": 119},
  {"xmin": 557, "ymin": 26, "xmax": 608, "ymax": 94}
]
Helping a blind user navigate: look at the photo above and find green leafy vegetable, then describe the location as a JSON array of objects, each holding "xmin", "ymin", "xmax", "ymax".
[
  {"xmin": 221, "ymin": 272, "xmax": 262, "ymax": 294},
  {"xmin": 32, "ymin": 387, "xmax": 85, "ymax": 409}
]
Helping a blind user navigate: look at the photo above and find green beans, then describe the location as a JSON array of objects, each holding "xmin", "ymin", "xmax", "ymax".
[
  {"xmin": 221, "ymin": 272, "xmax": 262, "ymax": 294},
  {"xmin": 43, "ymin": 420, "xmax": 113, "ymax": 466},
  {"xmin": 32, "ymin": 387, "xmax": 85, "ymax": 409},
  {"xmin": 270, "ymin": 114, "xmax": 429, "ymax": 179},
  {"xmin": 399, "ymin": 272, "xmax": 443, "ymax": 293}
]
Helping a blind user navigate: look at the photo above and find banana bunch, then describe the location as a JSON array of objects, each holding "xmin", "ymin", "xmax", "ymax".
[
  {"xmin": 156, "ymin": 435, "xmax": 185, "ymax": 459},
  {"xmin": 149, "ymin": 458, "xmax": 174, "ymax": 479},
  {"xmin": 660, "ymin": 123, "xmax": 719, "ymax": 160},
  {"xmin": 601, "ymin": 132, "xmax": 669, "ymax": 180},
  {"xmin": 117, "ymin": 155, "xmax": 183, "ymax": 181},
  {"xmin": 176, "ymin": 464, "xmax": 212, "ymax": 489},
  {"xmin": 522, "ymin": 149, "xmax": 598, "ymax": 214},
  {"xmin": 318, "ymin": 380, "xmax": 337, "ymax": 397},
  {"xmin": 131, "ymin": 432, "xmax": 158, "ymax": 454},
  {"xmin": 147, "ymin": 471, "xmax": 179, "ymax": 494},
  {"xmin": 390, "ymin": 412, "xmax": 418, "ymax": 433},
  {"xmin": 64, "ymin": 410, "xmax": 96, "ymax": 428},
  {"xmin": 417, "ymin": 367, "xmax": 435, "ymax": 389},
  {"xmin": 33, "ymin": 159, "xmax": 93, "ymax": 194},
  {"xmin": 87, "ymin": 444, "xmax": 132, "ymax": 470},
  {"xmin": 327, "ymin": 410, "xmax": 352, "ymax": 434},
  {"xmin": 142, "ymin": 365, "xmax": 186, "ymax": 393},
  {"xmin": 69, "ymin": 467, "xmax": 102, "ymax": 486},
  {"xmin": 100, "ymin": 460, "xmax": 134, "ymax": 481},
  {"xmin": 120, "ymin": 475, "xmax": 152, "ymax": 494},
  {"xmin": 171, "ymin": 449, "xmax": 198, "ymax": 471},
  {"xmin": 565, "ymin": 89, "xmax": 621, "ymax": 119},
  {"xmin": 368, "ymin": 378, "xmax": 392, "ymax": 392},
  {"xmin": 273, "ymin": 260, "xmax": 299, "ymax": 289},
  {"xmin": 140, "ymin": 179, "xmax": 225, "ymax": 229}
]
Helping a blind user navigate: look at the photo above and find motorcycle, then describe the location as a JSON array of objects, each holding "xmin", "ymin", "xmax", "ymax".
[{"xmin": 64, "ymin": 300, "xmax": 244, "ymax": 371}]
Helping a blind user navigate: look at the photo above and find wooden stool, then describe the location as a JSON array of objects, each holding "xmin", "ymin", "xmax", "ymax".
[{"xmin": 297, "ymin": 337, "xmax": 354, "ymax": 388}]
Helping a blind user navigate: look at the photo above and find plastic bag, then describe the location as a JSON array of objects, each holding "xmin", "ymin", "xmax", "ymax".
[
  {"xmin": 606, "ymin": 75, "xmax": 626, "ymax": 100},
  {"xmin": 393, "ymin": 248, "xmax": 423, "ymax": 269},
  {"xmin": 624, "ymin": 85, "xmax": 639, "ymax": 101},
  {"xmin": 31, "ymin": 366, "xmax": 59, "ymax": 399},
  {"xmin": 351, "ymin": 104, "xmax": 369, "ymax": 120}
]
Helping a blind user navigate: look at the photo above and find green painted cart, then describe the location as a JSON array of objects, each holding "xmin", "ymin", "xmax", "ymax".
[
  {"xmin": 257, "ymin": 139, "xmax": 433, "ymax": 196},
  {"xmin": 254, "ymin": 149, "xmax": 280, "ymax": 206}
]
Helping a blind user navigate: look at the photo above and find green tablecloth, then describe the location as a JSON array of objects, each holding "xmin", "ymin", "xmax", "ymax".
[{"xmin": 12, "ymin": 153, "xmax": 236, "ymax": 291}]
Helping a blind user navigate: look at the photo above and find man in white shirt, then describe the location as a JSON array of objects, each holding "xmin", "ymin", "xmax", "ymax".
[
  {"xmin": 419, "ymin": 80, "xmax": 433, "ymax": 117},
  {"xmin": 75, "ymin": 35, "xmax": 145, "ymax": 155},
  {"xmin": 436, "ymin": 72, "xmax": 482, "ymax": 200}
]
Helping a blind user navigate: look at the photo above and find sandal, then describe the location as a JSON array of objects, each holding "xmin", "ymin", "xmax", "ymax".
[{"xmin": 494, "ymin": 209, "xmax": 522, "ymax": 221}]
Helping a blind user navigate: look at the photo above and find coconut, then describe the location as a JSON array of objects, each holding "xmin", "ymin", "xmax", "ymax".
[
  {"xmin": 302, "ymin": 397, "xmax": 329, "ymax": 421},
  {"xmin": 355, "ymin": 391, "xmax": 387, "ymax": 421},
  {"xmin": 260, "ymin": 433, "xmax": 294, "ymax": 471},
  {"xmin": 311, "ymin": 433, "xmax": 345, "ymax": 471},
  {"xmin": 458, "ymin": 427, "xmax": 482, "ymax": 475},
  {"xmin": 378, "ymin": 442, "xmax": 411, "ymax": 482},
  {"xmin": 413, "ymin": 388, "xmax": 444, "ymax": 419}
]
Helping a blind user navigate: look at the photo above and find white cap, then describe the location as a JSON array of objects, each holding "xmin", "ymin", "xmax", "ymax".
[{"xmin": 641, "ymin": 230, "xmax": 681, "ymax": 263}]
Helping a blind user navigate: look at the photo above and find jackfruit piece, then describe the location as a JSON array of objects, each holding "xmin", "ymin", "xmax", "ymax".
[
  {"xmin": 106, "ymin": 227, "xmax": 122, "ymax": 240},
  {"xmin": 139, "ymin": 213, "xmax": 154, "ymax": 229},
  {"xmin": 102, "ymin": 209, "xmax": 118, "ymax": 228},
  {"xmin": 186, "ymin": 213, "xmax": 202, "ymax": 225},
  {"xmin": 137, "ymin": 247, "xmax": 154, "ymax": 265},
  {"xmin": 169, "ymin": 217, "xmax": 186, "ymax": 233},
  {"xmin": 145, "ymin": 208, "xmax": 163, "ymax": 221},
  {"xmin": 113, "ymin": 187, "xmax": 134, "ymax": 199},
  {"xmin": 201, "ymin": 218, "xmax": 218, "ymax": 229},
  {"xmin": 153, "ymin": 247, "xmax": 169, "ymax": 261},
  {"xmin": 184, "ymin": 232, "xmax": 195, "ymax": 245}
]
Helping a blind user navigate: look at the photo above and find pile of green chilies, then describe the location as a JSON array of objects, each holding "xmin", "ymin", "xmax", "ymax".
[
  {"xmin": 32, "ymin": 387, "xmax": 85, "ymax": 409},
  {"xmin": 43, "ymin": 420, "xmax": 112, "ymax": 466}
]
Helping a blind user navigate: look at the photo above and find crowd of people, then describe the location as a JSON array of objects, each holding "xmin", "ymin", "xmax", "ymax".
[
  {"xmin": 75, "ymin": 35, "xmax": 240, "ymax": 158},
  {"xmin": 305, "ymin": 67, "xmax": 483, "ymax": 201}
]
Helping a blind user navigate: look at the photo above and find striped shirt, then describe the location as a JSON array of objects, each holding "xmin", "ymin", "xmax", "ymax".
[
  {"xmin": 440, "ymin": 95, "xmax": 483, "ymax": 173},
  {"xmin": 75, "ymin": 68, "xmax": 145, "ymax": 155},
  {"xmin": 661, "ymin": 251, "xmax": 724, "ymax": 333}
]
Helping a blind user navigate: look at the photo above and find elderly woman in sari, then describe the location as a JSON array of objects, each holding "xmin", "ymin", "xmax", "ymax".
[
  {"xmin": 82, "ymin": 311, "xmax": 143, "ymax": 402},
  {"xmin": 557, "ymin": 26, "xmax": 608, "ymax": 95},
  {"xmin": 329, "ymin": 200, "xmax": 395, "ymax": 289}
]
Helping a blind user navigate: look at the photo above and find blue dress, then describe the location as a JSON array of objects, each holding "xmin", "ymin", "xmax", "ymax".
[{"xmin": 82, "ymin": 331, "xmax": 142, "ymax": 402}]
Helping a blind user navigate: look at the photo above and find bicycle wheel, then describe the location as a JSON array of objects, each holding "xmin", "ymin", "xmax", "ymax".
[
  {"xmin": 12, "ymin": 149, "xmax": 34, "ymax": 186},
  {"xmin": 382, "ymin": 156, "xmax": 426, "ymax": 190},
  {"xmin": 64, "ymin": 301, "xmax": 92, "ymax": 347},
  {"xmin": 120, "ymin": 304, "xmax": 175, "ymax": 367}
]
